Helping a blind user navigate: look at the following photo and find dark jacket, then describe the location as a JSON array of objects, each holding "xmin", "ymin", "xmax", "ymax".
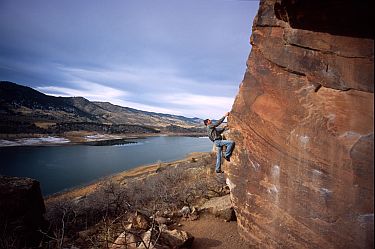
[{"xmin": 207, "ymin": 116, "xmax": 226, "ymax": 142}]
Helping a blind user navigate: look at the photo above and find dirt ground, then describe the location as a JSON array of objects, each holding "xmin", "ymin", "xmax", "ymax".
[{"xmin": 180, "ymin": 214, "xmax": 254, "ymax": 249}]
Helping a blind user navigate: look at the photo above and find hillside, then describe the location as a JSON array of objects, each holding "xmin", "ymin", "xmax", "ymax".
[
  {"xmin": 0, "ymin": 81, "xmax": 204, "ymax": 135},
  {"xmin": 93, "ymin": 101, "xmax": 203, "ymax": 128}
]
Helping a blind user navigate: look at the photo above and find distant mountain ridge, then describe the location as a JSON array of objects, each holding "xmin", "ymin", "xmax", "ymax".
[{"xmin": 0, "ymin": 81, "xmax": 204, "ymax": 135}]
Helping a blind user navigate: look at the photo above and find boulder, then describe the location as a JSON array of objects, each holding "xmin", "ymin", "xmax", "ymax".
[
  {"xmin": 200, "ymin": 195, "xmax": 235, "ymax": 222},
  {"xmin": 0, "ymin": 176, "xmax": 47, "ymax": 247},
  {"xmin": 227, "ymin": 0, "xmax": 374, "ymax": 248},
  {"xmin": 137, "ymin": 229, "xmax": 154, "ymax": 249},
  {"xmin": 112, "ymin": 226, "xmax": 194, "ymax": 249},
  {"xmin": 179, "ymin": 206, "xmax": 191, "ymax": 217},
  {"xmin": 111, "ymin": 232, "xmax": 137, "ymax": 249},
  {"xmin": 129, "ymin": 211, "xmax": 150, "ymax": 230},
  {"xmin": 161, "ymin": 229, "xmax": 194, "ymax": 248}
]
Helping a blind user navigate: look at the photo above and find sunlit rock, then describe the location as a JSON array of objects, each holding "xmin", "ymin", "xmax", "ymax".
[{"xmin": 227, "ymin": 0, "xmax": 374, "ymax": 248}]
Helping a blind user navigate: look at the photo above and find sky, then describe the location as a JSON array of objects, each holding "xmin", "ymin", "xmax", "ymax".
[{"xmin": 0, "ymin": 0, "xmax": 259, "ymax": 119}]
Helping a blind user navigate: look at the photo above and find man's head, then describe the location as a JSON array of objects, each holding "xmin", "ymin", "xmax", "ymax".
[{"xmin": 204, "ymin": 119, "xmax": 212, "ymax": 126}]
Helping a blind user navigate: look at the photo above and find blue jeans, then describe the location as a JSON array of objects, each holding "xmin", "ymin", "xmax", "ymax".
[{"xmin": 214, "ymin": 139, "xmax": 235, "ymax": 172}]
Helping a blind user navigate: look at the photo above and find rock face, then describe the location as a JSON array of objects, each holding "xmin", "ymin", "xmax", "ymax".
[
  {"xmin": 200, "ymin": 195, "xmax": 236, "ymax": 222},
  {"xmin": 227, "ymin": 0, "xmax": 374, "ymax": 248},
  {"xmin": 0, "ymin": 176, "xmax": 47, "ymax": 247}
]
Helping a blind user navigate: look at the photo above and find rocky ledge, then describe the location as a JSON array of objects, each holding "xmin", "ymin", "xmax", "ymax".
[{"xmin": 0, "ymin": 176, "xmax": 47, "ymax": 247}]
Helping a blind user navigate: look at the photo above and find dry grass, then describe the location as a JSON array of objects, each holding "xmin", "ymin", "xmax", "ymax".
[
  {"xmin": 34, "ymin": 122, "xmax": 56, "ymax": 129},
  {"xmin": 41, "ymin": 152, "xmax": 227, "ymax": 248}
]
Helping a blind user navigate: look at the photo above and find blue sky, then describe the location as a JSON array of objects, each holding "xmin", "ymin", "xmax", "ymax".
[{"xmin": 0, "ymin": 0, "xmax": 259, "ymax": 119}]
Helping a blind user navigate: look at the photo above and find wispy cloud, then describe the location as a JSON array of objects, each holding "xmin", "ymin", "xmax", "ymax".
[
  {"xmin": 36, "ymin": 76, "xmax": 233, "ymax": 118},
  {"xmin": 36, "ymin": 80, "xmax": 128, "ymax": 99},
  {"xmin": 111, "ymin": 100, "xmax": 183, "ymax": 115},
  {"xmin": 57, "ymin": 65, "xmax": 238, "ymax": 96},
  {"xmin": 36, "ymin": 64, "xmax": 236, "ymax": 117},
  {"xmin": 36, "ymin": 79, "xmax": 183, "ymax": 115}
]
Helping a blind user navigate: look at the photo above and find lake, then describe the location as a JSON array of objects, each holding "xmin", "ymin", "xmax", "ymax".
[{"xmin": 0, "ymin": 136, "xmax": 212, "ymax": 196}]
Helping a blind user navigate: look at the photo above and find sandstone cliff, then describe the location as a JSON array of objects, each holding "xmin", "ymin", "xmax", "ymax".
[{"xmin": 227, "ymin": 0, "xmax": 374, "ymax": 248}]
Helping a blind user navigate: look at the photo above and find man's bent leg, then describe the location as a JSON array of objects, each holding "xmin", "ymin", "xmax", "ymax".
[{"xmin": 222, "ymin": 140, "xmax": 235, "ymax": 158}]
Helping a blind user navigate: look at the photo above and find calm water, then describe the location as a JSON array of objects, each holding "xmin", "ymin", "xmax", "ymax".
[{"xmin": 0, "ymin": 136, "xmax": 211, "ymax": 196}]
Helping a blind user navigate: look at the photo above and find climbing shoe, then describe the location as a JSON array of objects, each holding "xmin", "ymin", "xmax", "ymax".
[
  {"xmin": 216, "ymin": 170, "xmax": 224, "ymax": 173},
  {"xmin": 223, "ymin": 156, "xmax": 231, "ymax": 162}
]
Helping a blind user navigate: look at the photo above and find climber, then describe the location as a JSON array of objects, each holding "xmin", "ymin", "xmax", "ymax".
[{"xmin": 204, "ymin": 112, "xmax": 235, "ymax": 173}]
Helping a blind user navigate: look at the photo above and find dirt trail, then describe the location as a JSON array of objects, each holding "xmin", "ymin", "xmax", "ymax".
[{"xmin": 180, "ymin": 214, "xmax": 254, "ymax": 249}]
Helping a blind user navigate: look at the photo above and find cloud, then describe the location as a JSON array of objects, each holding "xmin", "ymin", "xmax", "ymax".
[
  {"xmin": 35, "ymin": 77, "xmax": 234, "ymax": 118},
  {"xmin": 162, "ymin": 93, "xmax": 234, "ymax": 118},
  {"xmin": 35, "ymin": 79, "xmax": 183, "ymax": 115},
  {"xmin": 111, "ymin": 100, "xmax": 183, "ymax": 115},
  {"xmin": 45, "ymin": 65, "xmax": 237, "ymax": 117},
  {"xmin": 0, "ymin": 0, "xmax": 260, "ymax": 118},
  {"xmin": 36, "ymin": 80, "xmax": 128, "ymax": 99},
  {"xmin": 56, "ymin": 65, "xmax": 238, "ymax": 95},
  {"xmin": 165, "ymin": 93, "xmax": 234, "ymax": 107}
]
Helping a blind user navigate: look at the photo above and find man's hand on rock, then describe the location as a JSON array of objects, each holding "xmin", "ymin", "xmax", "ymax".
[{"xmin": 225, "ymin": 112, "xmax": 230, "ymax": 117}]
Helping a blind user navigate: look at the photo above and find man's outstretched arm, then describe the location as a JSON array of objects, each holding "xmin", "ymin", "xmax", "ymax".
[{"xmin": 208, "ymin": 112, "xmax": 229, "ymax": 128}]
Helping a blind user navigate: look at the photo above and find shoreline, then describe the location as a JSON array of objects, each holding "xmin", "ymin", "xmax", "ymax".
[
  {"xmin": 0, "ymin": 132, "xmax": 207, "ymax": 147},
  {"xmin": 44, "ymin": 151, "xmax": 211, "ymax": 204}
]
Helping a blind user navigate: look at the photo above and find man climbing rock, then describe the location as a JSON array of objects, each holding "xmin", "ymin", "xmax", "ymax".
[{"xmin": 204, "ymin": 112, "xmax": 235, "ymax": 173}]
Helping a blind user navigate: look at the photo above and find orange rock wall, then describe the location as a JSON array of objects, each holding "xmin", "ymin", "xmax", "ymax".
[{"xmin": 227, "ymin": 0, "xmax": 374, "ymax": 248}]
